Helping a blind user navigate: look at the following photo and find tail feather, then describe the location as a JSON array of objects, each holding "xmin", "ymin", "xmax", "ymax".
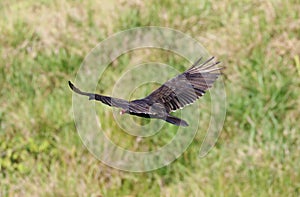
[{"xmin": 165, "ymin": 115, "xmax": 189, "ymax": 127}]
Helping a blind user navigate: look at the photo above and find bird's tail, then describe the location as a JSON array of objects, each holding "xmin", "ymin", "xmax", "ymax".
[{"xmin": 165, "ymin": 115, "xmax": 189, "ymax": 127}]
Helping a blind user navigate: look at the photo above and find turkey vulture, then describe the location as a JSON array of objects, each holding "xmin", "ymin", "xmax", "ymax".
[{"xmin": 69, "ymin": 56, "xmax": 222, "ymax": 127}]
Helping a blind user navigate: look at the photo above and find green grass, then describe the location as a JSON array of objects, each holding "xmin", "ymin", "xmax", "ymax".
[{"xmin": 1, "ymin": 0, "xmax": 300, "ymax": 196}]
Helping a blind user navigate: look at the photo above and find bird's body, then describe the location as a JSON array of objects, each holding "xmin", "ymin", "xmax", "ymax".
[{"xmin": 69, "ymin": 57, "xmax": 222, "ymax": 127}]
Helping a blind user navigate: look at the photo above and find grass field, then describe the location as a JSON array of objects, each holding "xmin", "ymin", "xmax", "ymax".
[{"xmin": 1, "ymin": 0, "xmax": 300, "ymax": 196}]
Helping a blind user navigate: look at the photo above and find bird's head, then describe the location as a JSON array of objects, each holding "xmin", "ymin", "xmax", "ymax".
[{"xmin": 120, "ymin": 109, "xmax": 127, "ymax": 115}]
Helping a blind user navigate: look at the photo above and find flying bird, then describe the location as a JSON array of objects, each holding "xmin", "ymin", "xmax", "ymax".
[{"xmin": 69, "ymin": 57, "xmax": 222, "ymax": 127}]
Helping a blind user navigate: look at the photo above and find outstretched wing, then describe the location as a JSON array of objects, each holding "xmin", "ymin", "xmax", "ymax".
[
  {"xmin": 144, "ymin": 57, "xmax": 222, "ymax": 113},
  {"xmin": 68, "ymin": 81, "xmax": 129, "ymax": 110}
]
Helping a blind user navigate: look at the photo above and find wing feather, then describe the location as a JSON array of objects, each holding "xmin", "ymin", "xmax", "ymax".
[{"xmin": 144, "ymin": 57, "xmax": 222, "ymax": 113}]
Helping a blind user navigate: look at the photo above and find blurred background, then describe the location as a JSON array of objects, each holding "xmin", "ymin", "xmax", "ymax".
[{"xmin": 0, "ymin": 0, "xmax": 299, "ymax": 196}]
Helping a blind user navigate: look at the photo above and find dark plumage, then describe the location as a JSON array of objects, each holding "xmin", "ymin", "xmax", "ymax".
[{"xmin": 69, "ymin": 57, "xmax": 222, "ymax": 127}]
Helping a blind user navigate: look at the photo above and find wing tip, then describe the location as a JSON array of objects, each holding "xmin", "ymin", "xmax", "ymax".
[
  {"xmin": 188, "ymin": 56, "xmax": 220, "ymax": 71},
  {"xmin": 68, "ymin": 81, "xmax": 87, "ymax": 96},
  {"xmin": 68, "ymin": 81, "xmax": 75, "ymax": 91}
]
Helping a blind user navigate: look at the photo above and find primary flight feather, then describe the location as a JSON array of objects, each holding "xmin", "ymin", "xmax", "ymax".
[{"xmin": 69, "ymin": 56, "xmax": 222, "ymax": 127}]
